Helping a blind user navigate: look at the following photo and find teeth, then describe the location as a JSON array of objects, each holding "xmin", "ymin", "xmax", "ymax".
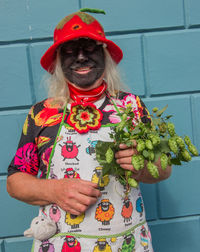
[
  {"xmin": 75, "ymin": 67, "xmax": 91, "ymax": 74},
  {"xmin": 76, "ymin": 67, "xmax": 90, "ymax": 71}
]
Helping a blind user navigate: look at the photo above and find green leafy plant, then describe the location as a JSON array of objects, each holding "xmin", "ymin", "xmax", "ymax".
[{"xmin": 95, "ymin": 105, "xmax": 199, "ymax": 192}]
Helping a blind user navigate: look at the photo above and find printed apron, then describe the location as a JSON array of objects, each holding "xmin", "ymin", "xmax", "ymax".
[{"xmin": 32, "ymin": 100, "xmax": 154, "ymax": 252}]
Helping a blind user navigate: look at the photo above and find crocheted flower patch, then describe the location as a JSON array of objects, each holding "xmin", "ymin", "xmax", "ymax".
[{"xmin": 67, "ymin": 103, "xmax": 103, "ymax": 133}]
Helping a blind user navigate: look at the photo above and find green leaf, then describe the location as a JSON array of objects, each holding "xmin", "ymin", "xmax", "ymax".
[
  {"xmin": 156, "ymin": 105, "xmax": 168, "ymax": 117},
  {"xmin": 170, "ymin": 158, "xmax": 182, "ymax": 165},
  {"xmin": 79, "ymin": 8, "xmax": 106, "ymax": 15},
  {"xmin": 152, "ymin": 118, "xmax": 161, "ymax": 127},
  {"xmin": 165, "ymin": 115, "xmax": 173, "ymax": 120}
]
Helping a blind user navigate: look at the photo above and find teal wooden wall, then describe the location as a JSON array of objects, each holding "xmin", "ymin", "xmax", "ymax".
[{"xmin": 1, "ymin": 1, "xmax": 200, "ymax": 251}]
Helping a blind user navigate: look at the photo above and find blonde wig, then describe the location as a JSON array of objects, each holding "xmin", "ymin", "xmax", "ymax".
[{"xmin": 43, "ymin": 47, "xmax": 127, "ymax": 107}]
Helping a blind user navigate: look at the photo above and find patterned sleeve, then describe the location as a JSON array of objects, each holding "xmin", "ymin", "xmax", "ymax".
[
  {"xmin": 135, "ymin": 96, "xmax": 151, "ymax": 124},
  {"xmin": 7, "ymin": 105, "xmax": 40, "ymax": 177}
]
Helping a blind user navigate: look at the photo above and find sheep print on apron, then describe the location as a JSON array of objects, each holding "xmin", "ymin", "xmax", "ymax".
[{"xmin": 32, "ymin": 97, "xmax": 154, "ymax": 252}]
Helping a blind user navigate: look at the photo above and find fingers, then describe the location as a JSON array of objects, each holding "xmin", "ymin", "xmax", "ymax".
[
  {"xmin": 65, "ymin": 195, "xmax": 98, "ymax": 215},
  {"xmin": 115, "ymin": 146, "xmax": 140, "ymax": 174},
  {"xmin": 118, "ymin": 140, "xmax": 137, "ymax": 149},
  {"xmin": 116, "ymin": 156, "xmax": 132, "ymax": 164},
  {"xmin": 77, "ymin": 180, "xmax": 102, "ymax": 198},
  {"xmin": 54, "ymin": 178, "xmax": 101, "ymax": 214}
]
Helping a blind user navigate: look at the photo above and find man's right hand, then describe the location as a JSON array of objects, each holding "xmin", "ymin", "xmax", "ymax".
[
  {"xmin": 51, "ymin": 178, "xmax": 101, "ymax": 215},
  {"xmin": 7, "ymin": 173, "xmax": 101, "ymax": 216}
]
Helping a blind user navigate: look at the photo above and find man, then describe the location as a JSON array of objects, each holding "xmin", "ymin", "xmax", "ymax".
[{"xmin": 7, "ymin": 10, "xmax": 171, "ymax": 251}]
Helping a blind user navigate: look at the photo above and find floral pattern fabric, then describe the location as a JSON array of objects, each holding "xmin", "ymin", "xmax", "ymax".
[{"xmin": 8, "ymin": 92, "xmax": 150, "ymax": 177}]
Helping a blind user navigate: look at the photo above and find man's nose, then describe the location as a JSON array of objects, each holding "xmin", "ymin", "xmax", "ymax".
[{"xmin": 77, "ymin": 49, "xmax": 88, "ymax": 62}]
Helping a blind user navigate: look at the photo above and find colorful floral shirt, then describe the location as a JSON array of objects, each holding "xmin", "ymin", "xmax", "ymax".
[{"xmin": 8, "ymin": 92, "xmax": 150, "ymax": 178}]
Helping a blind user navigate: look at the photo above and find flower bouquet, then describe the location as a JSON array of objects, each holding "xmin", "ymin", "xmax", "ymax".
[{"xmin": 95, "ymin": 105, "xmax": 199, "ymax": 191}]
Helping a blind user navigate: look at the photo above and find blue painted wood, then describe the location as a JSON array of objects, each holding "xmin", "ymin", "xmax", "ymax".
[
  {"xmin": 188, "ymin": 0, "xmax": 200, "ymax": 26},
  {"xmin": 0, "ymin": 110, "xmax": 28, "ymax": 174},
  {"xmin": 28, "ymin": 0, "xmax": 79, "ymax": 39},
  {"xmin": 0, "ymin": 45, "xmax": 32, "ymax": 108},
  {"xmin": 0, "ymin": 176, "xmax": 38, "ymax": 237},
  {"xmin": 112, "ymin": 34, "xmax": 145, "ymax": 96},
  {"xmin": 157, "ymin": 158, "xmax": 200, "ymax": 218},
  {"xmin": 144, "ymin": 30, "xmax": 200, "ymax": 95},
  {"xmin": 82, "ymin": 0, "xmax": 184, "ymax": 32},
  {"xmin": 140, "ymin": 183, "xmax": 158, "ymax": 221},
  {"xmin": 149, "ymin": 217, "xmax": 200, "ymax": 251},
  {"xmin": 0, "ymin": 0, "xmax": 29, "ymax": 41},
  {"xmin": 0, "ymin": 0, "xmax": 79, "ymax": 41},
  {"xmin": 0, "ymin": 240, "xmax": 2, "ymax": 252},
  {"xmin": 29, "ymin": 42, "xmax": 52, "ymax": 102},
  {"xmin": 191, "ymin": 94, "xmax": 200, "ymax": 153},
  {"xmin": 4, "ymin": 237, "xmax": 33, "ymax": 252}
]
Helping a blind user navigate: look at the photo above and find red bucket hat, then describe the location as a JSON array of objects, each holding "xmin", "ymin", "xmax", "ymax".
[{"xmin": 40, "ymin": 11, "xmax": 123, "ymax": 73}]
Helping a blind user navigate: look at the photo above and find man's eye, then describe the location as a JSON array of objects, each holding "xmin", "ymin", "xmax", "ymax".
[
  {"xmin": 84, "ymin": 45, "xmax": 96, "ymax": 52},
  {"xmin": 64, "ymin": 48, "xmax": 74, "ymax": 54}
]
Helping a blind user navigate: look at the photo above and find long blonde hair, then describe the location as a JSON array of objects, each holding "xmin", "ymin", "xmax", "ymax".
[{"xmin": 43, "ymin": 47, "xmax": 126, "ymax": 107}]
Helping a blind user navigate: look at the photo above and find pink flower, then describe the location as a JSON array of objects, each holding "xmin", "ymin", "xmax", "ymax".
[
  {"xmin": 42, "ymin": 145, "xmax": 53, "ymax": 167},
  {"xmin": 14, "ymin": 143, "xmax": 39, "ymax": 175},
  {"xmin": 104, "ymin": 94, "xmax": 139, "ymax": 124}
]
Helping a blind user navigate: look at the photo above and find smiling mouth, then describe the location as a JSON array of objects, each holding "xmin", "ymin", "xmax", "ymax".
[{"xmin": 74, "ymin": 67, "xmax": 93, "ymax": 74}]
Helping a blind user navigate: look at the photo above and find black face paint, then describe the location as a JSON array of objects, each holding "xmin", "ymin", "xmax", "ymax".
[{"xmin": 60, "ymin": 38, "xmax": 105, "ymax": 88}]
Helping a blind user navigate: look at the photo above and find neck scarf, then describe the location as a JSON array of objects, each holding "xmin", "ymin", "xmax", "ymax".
[{"xmin": 67, "ymin": 81, "xmax": 107, "ymax": 133}]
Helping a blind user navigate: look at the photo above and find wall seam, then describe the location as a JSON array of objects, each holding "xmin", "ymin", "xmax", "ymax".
[
  {"xmin": 1, "ymin": 240, "xmax": 5, "ymax": 252},
  {"xmin": 190, "ymin": 95, "xmax": 197, "ymax": 146},
  {"xmin": 26, "ymin": 45, "xmax": 36, "ymax": 105},
  {"xmin": 79, "ymin": 0, "xmax": 82, "ymax": 9},
  {"xmin": 183, "ymin": 0, "xmax": 190, "ymax": 29},
  {"xmin": 141, "ymin": 34, "xmax": 150, "ymax": 98}
]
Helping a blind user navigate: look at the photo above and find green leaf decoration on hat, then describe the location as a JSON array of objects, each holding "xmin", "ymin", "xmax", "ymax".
[
  {"xmin": 56, "ymin": 9, "xmax": 106, "ymax": 30},
  {"xmin": 79, "ymin": 8, "xmax": 106, "ymax": 15},
  {"xmin": 56, "ymin": 13, "xmax": 76, "ymax": 29},
  {"xmin": 78, "ymin": 12, "xmax": 95, "ymax": 24}
]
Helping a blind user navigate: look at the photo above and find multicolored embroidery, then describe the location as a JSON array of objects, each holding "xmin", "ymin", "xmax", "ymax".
[{"xmin": 67, "ymin": 103, "xmax": 103, "ymax": 133}]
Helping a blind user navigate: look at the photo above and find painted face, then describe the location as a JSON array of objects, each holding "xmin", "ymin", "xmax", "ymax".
[{"xmin": 60, "ymin": 38, "xmax": 105, "ymax": 88}]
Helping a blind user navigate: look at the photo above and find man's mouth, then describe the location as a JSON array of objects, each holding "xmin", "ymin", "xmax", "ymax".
[{"xmin": 74, "ymin": 67, "xmax": 93, "ymax": 74}]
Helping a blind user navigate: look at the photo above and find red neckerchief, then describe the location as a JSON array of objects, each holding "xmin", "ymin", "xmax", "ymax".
[
  {"xmin": 67, "ymin": 81, "xmax": 107, "ymax": 133},
  {"xmin": 68, "ymin": 81, "xmax": 107, "ymax": 103}
]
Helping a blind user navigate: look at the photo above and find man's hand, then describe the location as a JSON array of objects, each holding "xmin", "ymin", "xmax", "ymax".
[
  {"xmin": 7, "ymin": 173, "xmax": 101, "ymax": 215},
  {"xmin": 115, "ymin": 142, "xmax": 142, "ymax": 180},
  {"xmin": 115, "ymin": 142, "xmax": 172, "ymax": 183},
  {"xmin": 51, "ymin": 178, "xmax": 101, "ymax": 215}
]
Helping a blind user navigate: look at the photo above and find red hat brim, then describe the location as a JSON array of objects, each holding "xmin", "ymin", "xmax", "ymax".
[{"xmin": 40, "ymin": 31, "xmax": 123, "ymax": 73}]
